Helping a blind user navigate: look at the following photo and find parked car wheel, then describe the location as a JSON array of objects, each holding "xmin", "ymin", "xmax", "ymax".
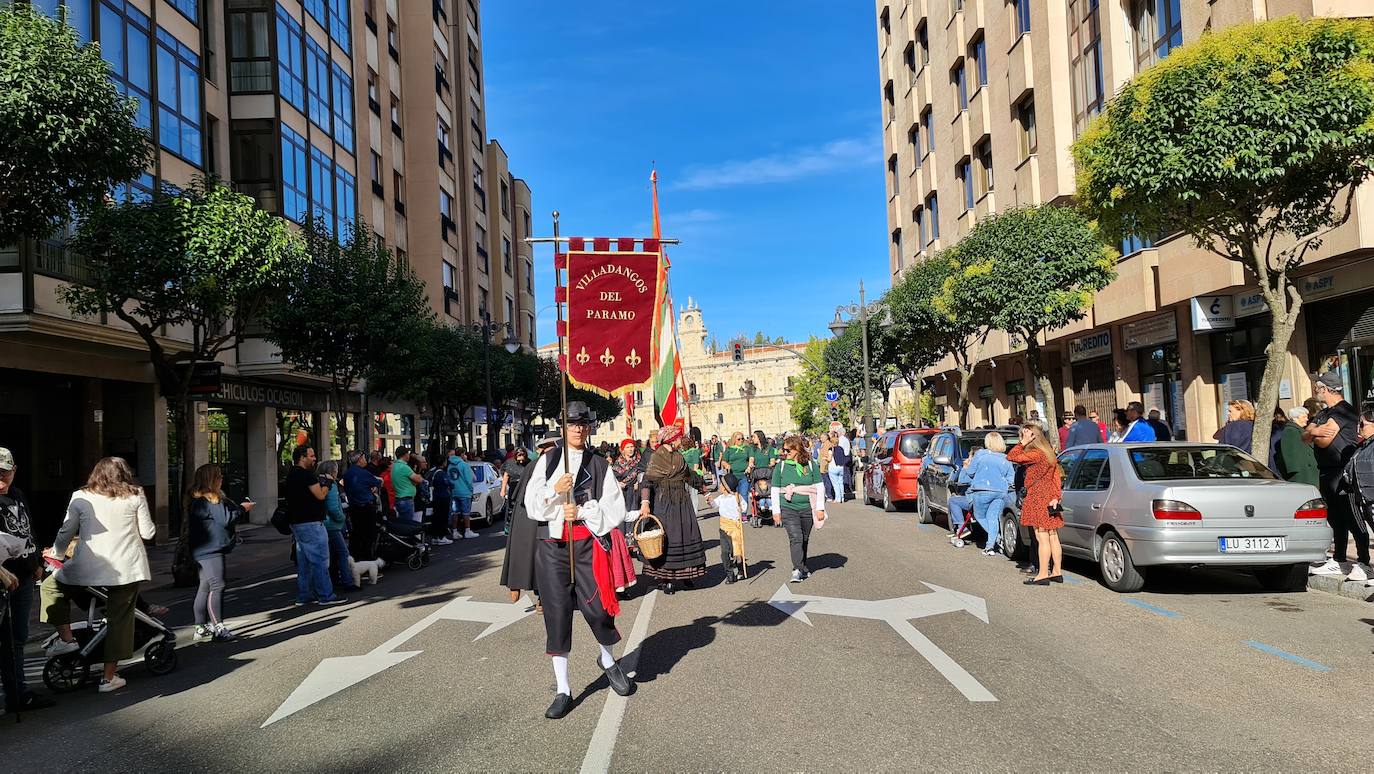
[
  {"xmin": 1254, "ymin": 563, "xmax": 1308, "ymax": 593},
  {"xmin": 917, "ymin": 488, "xmax": 932, "ymax": 524},
  {"xmin": 1098, "ymin": 531, "xmax": 1146, "ymax": 593},
  {"xmin": 883, "ymin": 485, "xmax": 897, "ymax": 513},
  {"xmin": 999, "ymin": 512, "xmax": 1027, "ymax": 562}
]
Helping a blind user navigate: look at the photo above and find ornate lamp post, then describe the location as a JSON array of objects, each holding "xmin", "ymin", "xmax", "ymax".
[
  {"xmin": 472, "ymin": 310, "xmax": 521, "ymax": 453},
  {"xmin": 738, "ymin": 379, "xmax": 756, "ymax": 436},
  {"xmin": 828, "ymin": 279, "xmax": 883, "ymax": 435}
]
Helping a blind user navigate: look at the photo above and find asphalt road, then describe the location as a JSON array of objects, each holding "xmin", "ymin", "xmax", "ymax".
[{"xmin": 3, "ymin": 498, "xmax": 1372, "ymax": 772}]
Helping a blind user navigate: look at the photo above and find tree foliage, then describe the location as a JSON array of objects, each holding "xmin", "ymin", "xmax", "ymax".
[
  {"xmin": 1073, "ymin": 16, "xmax": 1374, "ymax": 456},
  {"xmin": 264, "ymin": 217, "xmax": 432, "ymax": 450},
  {"xmin": 938, "ymin": 204, "xmax": 1115, "ymax": 436},
  {"xmin": 0, "ymin": 4, "xmax": 150, "ymax": 245},
  {"xmin": 788, "ymin": 337, "xmax": 830, "ymax": 434}
]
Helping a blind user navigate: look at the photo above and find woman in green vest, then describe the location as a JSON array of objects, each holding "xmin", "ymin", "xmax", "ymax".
[{"xmin": 771, "ymin": 435, "xmax": 827, "ymax": 583}]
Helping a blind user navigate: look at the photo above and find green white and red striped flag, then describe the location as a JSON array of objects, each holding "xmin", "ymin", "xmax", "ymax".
[{"xmin": 649, "ymin": 170, "xmax": 681, "ymax": 429}]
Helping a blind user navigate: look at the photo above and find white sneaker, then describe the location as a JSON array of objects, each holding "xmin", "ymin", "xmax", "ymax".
[
  {"xmin": 450, "ymin": 529, "xmax": 461, "ymax": 540},
  {"xmin": 981, "ymin": 548, "xmax": 1000, "ymax": 557},
  {"xmin": 193, "ymin": 625, "xmax": 213, "ymax": 641},
  {"xmin": 431, "ymin": 537, "xmax": 453, "ymax": 546},
  {"xmin": 45, "ymin": 638, "xmax": 79, "ymax": 657},
  {"xmin": 789, "ymin": 569, "xmax": 804, "ymax": 583},
  {"xmin": 98, "ymin": 674, "xmax": 126, "ymax": 693},
  {"xmin": 1310, "ymin": 559, "xmax": 1347, "ymax": 577},
  {"xmin": 1347, "ymin": 562, "xmax": 1372, "ymax": 583},
  {"xmin": 952, "ymin": 538, "xmax": 965, "ymax": 548},
  {"xmin": 464, "ymin": 529, "xmax": 480, "ymax": 539}
]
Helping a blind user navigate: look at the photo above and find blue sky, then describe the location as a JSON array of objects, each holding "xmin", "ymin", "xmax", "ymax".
[{"xmin": 482, "ymin": 1, "xmax": 888, "ymax": 348}]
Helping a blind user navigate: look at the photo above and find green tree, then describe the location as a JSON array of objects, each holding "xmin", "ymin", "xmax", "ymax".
[
  {"xmin": 788, "ymin": 337, "xmax": 829, "ymax": 434},
  {"xmin": 264, "ymin": 217, "xmax": 433, "ymax": 453},
  {"xmin": 938, "ymin": 205, "xmax": 1115, "ymax": 442},
  {"xmin": 823, "ymin": 324, "xmax": 873, "ymax": 427},
  {"xmin": 366, "ymin": 319, "xmax": 482, "ymax": 447},
  {"xmin": 881, "ymin": 251, "xmax": 990, "ymax": 426},
  {"xmin": 0, "ymin": 4, "xmax": 150, "ymax": 245},
  {"xmin": 752, "ymin": 331, "xmax": 768, "ymax": 345},
  {"xmin": 1073, "ymin": 17, "xmax": 1374, "ymax": 456},
  {"xmin": 62, "ymin": 179, "xmax": 298, "ymax": 536}
]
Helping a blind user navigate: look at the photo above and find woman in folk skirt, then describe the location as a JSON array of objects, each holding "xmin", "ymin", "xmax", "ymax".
[{"xmin": 642, "ymin": 425, "xmax": 706, "ymax": 594}]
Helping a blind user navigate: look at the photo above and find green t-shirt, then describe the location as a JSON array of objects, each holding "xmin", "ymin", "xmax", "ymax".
[
  {"xmin": 749, "ymin": 446, "xmax": 776, "ymax": 469},
  {"xmin": 392, "ymin": 459, "xmax": 417, "ymax": 498},
  {"xmin": 681, "ymin": 447, "xmax": 702, "ymax": 471},
  {"xmin": 771, "ymin": 459, "xmax": 822, "ymax": 508},
  {"xmin": 724, "ymin": 445, "xmax": 750, "ymax": 474}
]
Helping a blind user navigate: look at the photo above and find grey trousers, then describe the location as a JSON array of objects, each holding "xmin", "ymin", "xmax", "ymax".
[{"xmin": 194, "ymin": 554, "xmax": 227, "ymax": 627}]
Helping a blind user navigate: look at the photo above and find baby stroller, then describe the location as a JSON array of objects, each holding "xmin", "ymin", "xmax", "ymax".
[
  {"xmin": 377, "ymin": 519, "xmax": 431, "ymax": 570},
  {"xmin": 40, "ymin": 585, "xmax": 177, "ymax": 693},
  {"xmin": 749, "ymin": 466, "xmax": 775, "ymax": 528}
]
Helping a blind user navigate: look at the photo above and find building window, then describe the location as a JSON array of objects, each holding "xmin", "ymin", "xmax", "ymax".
[
  {"xmin": 367, "ymin": 69, "xmax": 379, "ymax": 113},
  {"xmin": 442, "ymin": 261, "xmax": 456, "ymax": 289},
  {"xmin": 35, "ymin": 0, "xmax": 92, "ymax": 41},
  {"xmin": 437, "ymin": 117, "xmax": 451, "ymax": 150},
  {"xmin": 331, "ymin": 62, "xmax": 354, "ymax": 152},
  {"xmin": 389, "ymin": 97, "xmax": 401, "ymax": 132},
  {"xmin": 969, "ymin": 35, "xmax": 987, "ymax": 88},
  {"xmin": 1016, "ymin": 95, "xmax": 1037, "ymax": 159},
  {"xmin": 907, "ymin": 124, "xmax": 921, "ymax": 170},
  {"xmin": 502, "ymin": 237, "xmax": 512, "ymax": 274},
  {"xmin": 922, "ymin": 108, "xmax": 934, "ymax": 153},
  {"xmin": 950, "ymin": 0, "xmax": 964, "ymax": 13},
  {"xmin": 280, "ymin": 125, "xmax": 309, "ymax": 221},
  {"xmin": 957, "ymin": 159, "xmax": 973, "ymax": 211},
  {"xmin": 305, "ymin": 37, "xmax": 331, "ymax": 133},
  {"xmin": 887, "ymin": 154, "xmax": 898, "ymax": 198},
  {"xmin": 228, "ymin": 5, "xmax": 271, "ymax": 92},
  {"xmin": 328, "ymin": 0, "xmax": 351, "ymax": 54},
  {"xmin": 167, "ymin": 0, "xmax": 198, "ymax": 24},
  {"xmin": 1121, "ymin": 232, "xmax": 1155, "ymax": 256},
  {"xmin": 393, "ymin": 170, "xmax": 405, "ymax": 208},
  {"xmin": 891, "ymin": 228, "xmax": 903, "ymax": 264},
  {"xmin": 916, "ymin": 21, "xmax": 929, "ymax": 66},
  {"xmin": 1012, "ymin": 0, "xmax": 1031, "ymax": 37},
  {"xmin": 915, "ymin": 206, "xmax": 926, "ymax": 247},
  {"xmin": 505, "ymin": 296, "xmax": 515, "ymax": 326},
  {"xmin": 479, "ymin": 288, "xmax": 489, "ymax": 315},
  {"xmin": 1069, "ymin": 0, "xmax": 1105, "ymax": 136},
  {"xmin": 974, "ymin": 137, "xmax": 993, "ymax": 198},
  {"xmin": 386, "ymin": 20, "xmax": 397, "ymax": 58},
  {"xmin": 229, "ymin": 118, "xmax": 274, "ymax": 211},
  {"xmin": 155, "ymin": 28, "xmax": 203, "ymax": 166},
  {"xmin": 304, "ymin": 0, "xmax": 326, "ymax": 27},
  {"xmin": 500, "ymin": 180, "xmax": 510, "ymax": 218},
  {"xmin": 275, "ymin": 5, "xmax": 305, "ymax": 112},
  {"xmin": 334, "ymin": 166, "xmax": 355, "ymax": 237},
  {"xmin": 903, "ymin": 42, "xmax": 917, "ymax": 86},
  {"xmin": 309, "ymin": 145, "xmax": 334, "ymax": 229},
  {"xmin": 369, "ymin": 150, "xmax": 382, "ymax": 187},
  {"xmin": 953, "ymin": 62, "xmax": 967, "ymax": 110},
  {"xmin": 525, "ymin": 312, "xmax": 535, "ymax": 348},
  {"xmin": 883, "ymin": 80, "xmax": 894, "ymax": 122},
  {"xmin": 879, "ymin": 6, "xmax": 890, "ymax": 42},
  {"xmin": 99, "ymin": 0, "xmax": 153, "ymax": 130},
  {"xmin": 525, "ymin": 259, "xmax": 533, "ymax": 293},
  {"xmin": 440, "ymin": 189, "xmax": 454, "ymax": 220},
  {"xmin": 471, "ymin": 119, "xmax": 483, "ymax": 150},
  {"xmin": 1130, "ymin": 0, "xmax": 1182, "ymax": 72},
  {"xmin": 926, "ymin": 193, "xmax": 940, "ymax": 241}
]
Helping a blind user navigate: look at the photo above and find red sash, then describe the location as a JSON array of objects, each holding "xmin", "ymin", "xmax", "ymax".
[{"xmin": 564, "ymin": 524, "xmax": 620, "ymax": 617}]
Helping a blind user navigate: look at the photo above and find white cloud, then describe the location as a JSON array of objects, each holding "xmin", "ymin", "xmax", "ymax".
[{"xmin": 672, "ymin": 137, "xmax": 882, "ymax": 191}]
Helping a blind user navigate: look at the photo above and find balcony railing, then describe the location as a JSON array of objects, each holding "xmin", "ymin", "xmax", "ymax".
[{"xmin": 33, "ymin": 239, "xmax": 93, "ymax": 284}]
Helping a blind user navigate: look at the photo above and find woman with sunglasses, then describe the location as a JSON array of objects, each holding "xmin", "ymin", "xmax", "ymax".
[
  {"xmin": 1007, "ymin": 424, "xmax": 1064, "ymax": 585},
  {"xmin": 771, "ymin": 436, "xmax": 827, "ymax": 583}
]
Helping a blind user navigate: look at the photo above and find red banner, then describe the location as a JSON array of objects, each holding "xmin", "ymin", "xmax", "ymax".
[{"xmin": 563, "ymin": 249, "xmax": 660, "ymax": 396}]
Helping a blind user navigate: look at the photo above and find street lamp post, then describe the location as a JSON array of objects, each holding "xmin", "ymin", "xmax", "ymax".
[
  {"xmin": 473, "ymin": 310, "xmax": 521, "ymax": 454},
  {"xmin": 829, "ymin": 279, "xmax": 883, "ymax": 435},
  {"xmin": 739, "ymin": 379, "xmax": 756, "ymax": 436}
]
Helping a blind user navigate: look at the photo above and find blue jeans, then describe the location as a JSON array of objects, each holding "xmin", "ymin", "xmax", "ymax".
[
  {"xmin": 394, "ymin": 496, "xmax": 417, "ymax": 522},
  {"xmin": 326, "ymin": 528, "xmax": 353, "ymax": 589},
  {"xmin": 828, "ymin": 468, "xmax": 845, "ymax": 503},
  {"xmin": 970, "ymin": 491, "xmax": 1005, "ymax": 550},
  {"xmin": 291, "ymin": 522, "xmax": 336, "ymax": 603},
  {"xmin": 735, "ymin": 475, "xmax": 751, "ymax": 502},
  {"xmin": 947, "ymin": 493, "xmax": 973, "ymax": 531}
]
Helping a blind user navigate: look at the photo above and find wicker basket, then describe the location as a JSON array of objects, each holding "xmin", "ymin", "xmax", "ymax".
[{"xmin": 634, "ymin": 515, "xmax": 665, "ymax": 560}]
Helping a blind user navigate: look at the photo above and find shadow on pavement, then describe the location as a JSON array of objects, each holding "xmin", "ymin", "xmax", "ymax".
[
  {"xmin": 631, "ymin": 615, "xmax": 719, "ymax": 683},
  {"xmin": 808, "ymin": 552, "xmax": 848, "ymax": 571}
]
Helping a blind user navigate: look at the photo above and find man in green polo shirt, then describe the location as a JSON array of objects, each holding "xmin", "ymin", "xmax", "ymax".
[{"xmin": 390, "ymin": 447, "xmax": 423, "ymax": 522}]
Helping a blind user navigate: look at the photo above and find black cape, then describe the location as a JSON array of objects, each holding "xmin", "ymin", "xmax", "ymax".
[{"xmin": 500, "ymin": 459, "xmax": 540, "ymax": 591}]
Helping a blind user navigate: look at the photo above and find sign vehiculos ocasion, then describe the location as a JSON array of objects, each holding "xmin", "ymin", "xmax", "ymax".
[{"xmin": 562, "ymin": 247, "xmax": 662, "ymax": 396}]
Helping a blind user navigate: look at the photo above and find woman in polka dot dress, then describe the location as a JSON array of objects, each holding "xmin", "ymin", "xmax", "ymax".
[{"xmin": 1007, "ymin": 424, "xmax": 1064, "ymax": 586}]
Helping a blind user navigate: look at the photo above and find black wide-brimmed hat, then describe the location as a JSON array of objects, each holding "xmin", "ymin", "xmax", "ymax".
[{"xmin": 565, "ymin": 400, "xmax": 596, "ymax": 424}]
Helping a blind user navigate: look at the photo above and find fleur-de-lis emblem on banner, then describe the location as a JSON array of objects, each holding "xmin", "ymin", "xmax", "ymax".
[
  {"xmin": 599, "ymin": 348, "xmax": 616, "ymax": 366},
  {"xmin": 575, "ymin": 347, "xmax": 591, "ymax": 365},
  {"xmin": 625, "ymin": 349, "xmax": 642, "ymax": 368}
]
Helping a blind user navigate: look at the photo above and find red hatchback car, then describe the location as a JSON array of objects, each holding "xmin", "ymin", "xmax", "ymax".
[{"xmin": 863, "ymin": 428, "xmax": 939, "ymax": 512}]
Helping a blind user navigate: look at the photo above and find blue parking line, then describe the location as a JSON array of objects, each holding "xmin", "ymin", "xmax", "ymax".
[
  {"xmin": 1242, "ymin": 640, "xmax": 1332, "ymax": 672},
  {"xmin": 1122, "ymin": 598, "xmax": 1182, "ymax": 618}
]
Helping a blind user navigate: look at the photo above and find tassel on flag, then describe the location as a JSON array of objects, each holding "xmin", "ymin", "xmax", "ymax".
[
  {"xmin": 593, "ymin": 237, "xmax": 610, "ymax": 252},
  {"xmin": 569, "ymin": 237, "xmax": 585, "ymax": 251},
  {"xmin": 554, "ymin": 251, "xmax": 567, "ymax": 269},
  {"xmin": 617, "ymin": 237, "xmax": 635, "ymax": 251}
]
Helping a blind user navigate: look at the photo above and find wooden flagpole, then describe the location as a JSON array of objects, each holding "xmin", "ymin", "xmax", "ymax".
[{"xmin": 551, "ymin": 211, "xmax": 574, "ymax": 586}]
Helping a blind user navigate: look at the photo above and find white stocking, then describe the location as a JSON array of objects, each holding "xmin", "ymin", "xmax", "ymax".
[{"xmin": 551, "ymin": 655, "xmax": 570, "ymax": 695}]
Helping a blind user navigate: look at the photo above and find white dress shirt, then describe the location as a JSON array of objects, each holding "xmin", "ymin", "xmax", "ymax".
[{"xmin": 523, "ymin": 447, "xmax": 626, "ymax": 539}]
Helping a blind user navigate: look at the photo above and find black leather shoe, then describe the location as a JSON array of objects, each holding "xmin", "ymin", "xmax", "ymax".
[
  {"xmin": 545, "ymin": 693, "xmax": 573, "ymax": 719},
  {"xmin": 724, "ymin": 569, "xmax": 737, "ymax": 584},
  {"xmin": 1023, "ymin": 577, "xmax": 1051, "ymax": 586},
  {"xmin": 1048, "ymin": 575, "xmax": 1064, "ymax": 584},
  {"xmin": 601, "ymin": 659, "xmax": 635, "ymax": 697},
  {"xmin": 661, "ymin": 582, "xmax": 675, "ymax": 595}
]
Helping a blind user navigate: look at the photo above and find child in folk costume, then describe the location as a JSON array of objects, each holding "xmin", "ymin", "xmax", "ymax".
[
  {"xmin": 713, "ymin": 473, "xmax": 747, "ymax": 583},
  {"xmin": 522, "ymin": 402, "xmax": 635, "ymax": 719}
]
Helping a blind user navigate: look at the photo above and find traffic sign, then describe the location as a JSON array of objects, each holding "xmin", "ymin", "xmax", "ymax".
[{"xmin": 824, "ymin": 390, "xmax": 839, "ymax": 402}]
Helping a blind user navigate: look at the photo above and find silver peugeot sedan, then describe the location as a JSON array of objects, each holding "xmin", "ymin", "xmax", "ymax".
[{"xmin": 1049, "ymin": 443, "xmax": 1328, "ymax": 592}]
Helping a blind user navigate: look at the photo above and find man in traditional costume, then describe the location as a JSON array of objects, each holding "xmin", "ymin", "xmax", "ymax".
[{"xmin": 523, "ymin": 402, "xmax": 634, "ymax": 719}]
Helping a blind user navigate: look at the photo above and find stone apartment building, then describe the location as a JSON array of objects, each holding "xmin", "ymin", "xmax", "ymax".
[
  {"xmin": 875, "ymin": 0, "xmax": 1374, "ymax": 440},
  {"xmin": 0, "ymin": 0, "xmax": 536, "ymax": 537}
]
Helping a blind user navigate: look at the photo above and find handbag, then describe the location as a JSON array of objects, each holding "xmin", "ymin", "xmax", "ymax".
[{"xmin": 270, "ymin": 505, "xmax": 292, "ymax": 535}]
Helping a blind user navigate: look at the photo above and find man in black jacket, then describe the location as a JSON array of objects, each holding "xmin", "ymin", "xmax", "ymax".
[{"xmin": 0, "ymin": 448, "xmax": 56, "ymax": 714}]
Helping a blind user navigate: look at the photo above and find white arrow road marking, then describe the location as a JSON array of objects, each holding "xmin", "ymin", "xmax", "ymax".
[
  {"xmin": 767, "ymin": 583, "xmax": 997, "ymax": 702},
  {"xmin": 262, "ymin": 595, "xmax": 533, "ymax": 727}
]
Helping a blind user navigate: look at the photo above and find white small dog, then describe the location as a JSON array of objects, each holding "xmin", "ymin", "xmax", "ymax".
[{"xmin": 350, "ymin": 556, "xmax": 385, "ymax": 586}]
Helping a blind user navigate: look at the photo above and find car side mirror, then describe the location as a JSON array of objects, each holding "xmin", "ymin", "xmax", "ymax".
[{"xmin": 932, "ymin": 455, "xmax": 951, "ymax": 466}]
